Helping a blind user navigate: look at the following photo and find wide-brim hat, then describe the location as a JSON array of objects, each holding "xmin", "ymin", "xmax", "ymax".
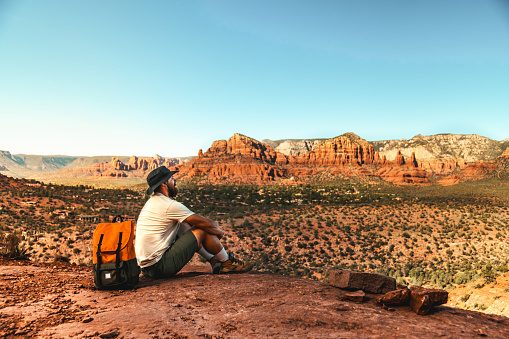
[{"xmin": 146, "ymin": 166, "xmax": 178, "ymax": 195}]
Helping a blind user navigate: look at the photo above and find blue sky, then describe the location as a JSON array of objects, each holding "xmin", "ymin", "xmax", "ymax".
[{"xmin": 1, "ymin": 0, "xmax": 508, "ymax": 157}]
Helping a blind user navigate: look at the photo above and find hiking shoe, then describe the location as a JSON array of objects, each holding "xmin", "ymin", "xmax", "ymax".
[{"xmin": 210, "ymin": 253, "xmax": 253, "ymax": 274}]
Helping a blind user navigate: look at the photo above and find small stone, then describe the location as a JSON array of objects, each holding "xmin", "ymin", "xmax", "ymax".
[
  {"xmin": 82, "ymin": 317, "xmax": 93, "ymax": 323},
  {"xmin": 15, "ymin": 329, "xmax": 29, "ymax": 336},
  {"xmin": 476, "ymin": 329, "xmax": 487, "ymax": 336},
  {"xmin": 99, "ymin": 328, "xmax": 119, "ymax": 338}
]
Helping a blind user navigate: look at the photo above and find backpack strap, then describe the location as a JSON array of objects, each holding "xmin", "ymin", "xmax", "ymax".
[
  {"xmin": 115, "ymin": 232, "xmax": 123, "ymax": 272},
  {"xmin": 96, "ymin": 233, "xmax": 104, "ymax": 289}
]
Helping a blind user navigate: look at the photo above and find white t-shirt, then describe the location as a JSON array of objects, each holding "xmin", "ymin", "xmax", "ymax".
[{"xmin": 135, "ymin": 193, "xmax": 194, "ymax": 268}]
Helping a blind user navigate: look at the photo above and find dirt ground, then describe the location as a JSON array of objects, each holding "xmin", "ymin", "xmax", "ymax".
[{"xmin": 1, "ymin": 258, "xmax": 509, "ymax": 338}]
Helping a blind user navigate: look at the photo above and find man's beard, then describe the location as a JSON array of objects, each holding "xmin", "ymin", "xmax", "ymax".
[{"xmin": 168, "ymin": 186, "xmax": 179, "ymax": 198}]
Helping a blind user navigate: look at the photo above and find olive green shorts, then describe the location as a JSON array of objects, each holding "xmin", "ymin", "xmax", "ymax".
[{"xmin": 141, "ymin": 230, "xmax": 198, "ymax": 279}]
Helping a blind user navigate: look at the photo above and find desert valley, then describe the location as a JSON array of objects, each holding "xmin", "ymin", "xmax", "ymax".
[{"xmin": 2, "ymin": 132, "xmax": 509, "ymax": 337}]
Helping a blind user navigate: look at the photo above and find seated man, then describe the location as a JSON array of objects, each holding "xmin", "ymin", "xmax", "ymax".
[{"xmin": 135, "ymin": 166, "xmax": 253, "ymax": 278}]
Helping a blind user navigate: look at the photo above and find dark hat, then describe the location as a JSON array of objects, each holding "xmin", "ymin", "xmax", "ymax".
[{"xmin": 146, "ymin": 166, "xmax": 177, "ymax": 195}]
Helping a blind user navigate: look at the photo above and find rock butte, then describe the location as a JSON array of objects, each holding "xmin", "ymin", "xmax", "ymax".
[{"xmin": 176, "ymin": 133, "xmax": 504, "ymax": 185}]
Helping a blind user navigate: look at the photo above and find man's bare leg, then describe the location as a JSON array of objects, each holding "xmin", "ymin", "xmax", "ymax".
[
  {"xmin": 185, "ymin": 223, "xmax": 253, "ymax": 274},
  {"xmin": 179, "ymin": 222, "xmax": 215, "ymax": 260}
]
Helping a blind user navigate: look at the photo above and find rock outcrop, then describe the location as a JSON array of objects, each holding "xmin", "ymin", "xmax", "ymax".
[
  {"xmin": 376, "ymin": 285, "xmax": 449, "ymax": 316},
  {"xmin": 409, "ymin": 286, "xmax": 449, "ymax": 315}
]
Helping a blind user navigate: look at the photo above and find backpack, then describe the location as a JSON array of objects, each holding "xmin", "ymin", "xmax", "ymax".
[{"xmin": 93, "ymin": 216, "xmax": 141, "ymax": 289}]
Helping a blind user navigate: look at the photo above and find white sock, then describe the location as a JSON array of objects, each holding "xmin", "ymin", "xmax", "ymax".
[
  {"xmin": 198, "ymin": 247, "xmax": 214, "ymax": 261},
  {"xmin": 214, "ymin": 248, "xmax": 229, "ymax": 262}
]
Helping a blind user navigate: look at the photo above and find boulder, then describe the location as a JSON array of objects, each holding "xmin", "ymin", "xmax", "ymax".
[
  {"xmin": 328, "ymin": 270, "xmax": 396, "ymax": 294},
  {"xmin": 409, "ymin": 286, "xmax": 448, "ymax": 315},
  {"xmin": 377, "ymin": 287, "xmax": 410, "ymax": 306}
]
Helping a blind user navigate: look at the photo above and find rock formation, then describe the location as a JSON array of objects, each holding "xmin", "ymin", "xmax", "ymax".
[
  {"xmin": 437, "ymin": 161, "xmax": 498, "ymax": 186},
  {"xmin": 409, "ymin": 286, "xmax": 449, "ymax": 315},
  {"xmin": 98, "ymin": 155, "xmax": 181, "ymax": 178},
  {"xmin": 178, "ymin": 133, "xmax": 434, "ymax": 185},
  {"xmin": 178, "ymin": 134, "xmax": 286, "ymax": 183},
  {"xmin": 289, "ymin": 133, "xmax": 375, "ymax": 166},
  {"xmin": 375, "ymin": 284, "xmax": 449, "ymax": 316}
]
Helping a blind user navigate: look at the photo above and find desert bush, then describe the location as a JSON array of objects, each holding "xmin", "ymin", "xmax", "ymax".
[
  {"xmin": 0, "ymin": 232, "xmax": 28, "ymax": 259},
  {"xmin": 459, "ymin": 293, "xmax": 471, "ymax": 302}
]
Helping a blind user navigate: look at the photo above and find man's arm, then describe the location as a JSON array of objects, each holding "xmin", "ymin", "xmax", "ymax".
[{"xmin": 184, "ymin": 214, "xmax": 225, "ymax": 239}]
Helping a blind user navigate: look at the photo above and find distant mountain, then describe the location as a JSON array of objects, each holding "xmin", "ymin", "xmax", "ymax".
[
  {"xmin": 0, "ymin": 151, "xmax": 195, "ymax": 181},
  {"xmin": 0, "ymin": 151, "xmax": 132, "ymax": 178}
]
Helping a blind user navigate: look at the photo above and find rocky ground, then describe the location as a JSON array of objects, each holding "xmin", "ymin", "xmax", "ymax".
[{"xmin": 1, "ymin": 258, "xmax": 509, "ymax": 338}]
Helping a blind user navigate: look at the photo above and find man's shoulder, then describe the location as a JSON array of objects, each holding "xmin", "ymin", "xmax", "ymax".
[{"xmin": 150, "ymin": 194, "xmax": 189, "ymax": 210}]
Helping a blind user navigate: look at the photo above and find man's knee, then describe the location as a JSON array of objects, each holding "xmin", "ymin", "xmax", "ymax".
[{"xmin": 190, "ymin": 227, "xmax": 206, "ymax": 244}]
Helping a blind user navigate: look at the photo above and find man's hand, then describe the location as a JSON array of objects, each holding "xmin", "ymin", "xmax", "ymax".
[{"xmin": 184, "ymin": 214, "xmax": 225, "ymax": 239}]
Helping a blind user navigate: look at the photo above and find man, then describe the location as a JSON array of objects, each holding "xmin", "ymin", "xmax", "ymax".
[{"xmin": 135, "ymin": 166, "xmax": 253, "ymax": 278}]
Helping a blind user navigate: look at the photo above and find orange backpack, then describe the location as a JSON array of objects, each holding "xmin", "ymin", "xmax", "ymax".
[{"xmin": 92, "ymin": 216, "xmax": 140, "ymax": 289}]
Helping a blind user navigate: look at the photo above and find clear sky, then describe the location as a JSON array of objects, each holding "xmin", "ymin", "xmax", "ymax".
[{"xmin": 1, "ymin": 0, "xmax": 508, "ymax": 157}]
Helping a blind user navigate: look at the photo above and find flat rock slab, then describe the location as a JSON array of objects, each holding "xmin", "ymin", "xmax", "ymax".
[
  {"xmin": 344, "ymin": 290, "xmax": 366, "ymax": 302},
  {"xmin": 329, "ymin": 269, "xmax": 396, "ymax": 294}
]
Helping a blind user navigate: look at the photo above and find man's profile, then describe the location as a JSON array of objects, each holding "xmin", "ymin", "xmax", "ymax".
[{"xmin": 135, "ymin": 166, "xmax": 253, "ymax": 278}]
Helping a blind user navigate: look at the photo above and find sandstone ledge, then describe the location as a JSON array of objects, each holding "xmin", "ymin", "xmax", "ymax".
[{"xmin": 1, "ymin": 259, "xmax": 508, "ymax": 338}]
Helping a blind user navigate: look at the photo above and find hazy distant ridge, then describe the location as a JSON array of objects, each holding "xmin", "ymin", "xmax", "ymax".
[
  {"xmin": 0, "ymin": 151, "xmax": 130, "ymax": 178},
  {"xmin": 263, "ymin": 133, "xmax": 508, "ymax": 162}
]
